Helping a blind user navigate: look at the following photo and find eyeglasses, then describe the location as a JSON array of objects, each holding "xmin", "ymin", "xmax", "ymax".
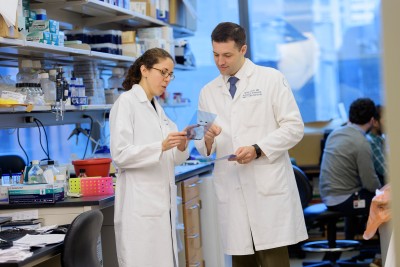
[{"xmin": 151, "ymin": 67, "xmax": 175, "ymax": 80}]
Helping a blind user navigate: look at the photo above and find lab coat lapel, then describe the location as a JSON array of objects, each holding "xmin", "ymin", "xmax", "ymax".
[
  {"xmin": 154, "ymin": 99, "xmax": 170, "ymax": 137},
  {"xmin": 232, "ymin": 59, "xmax": 255, "ymax": 102},
  {"xmin": 216, "ymin": 76, "xmax": 231, "ymax": 98},
  {"xmin": 133, "ymin": 85, "xmax": 164, "ymax": 133}
]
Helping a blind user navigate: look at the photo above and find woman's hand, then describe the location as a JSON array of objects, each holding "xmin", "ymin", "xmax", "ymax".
[{"xmin": 162, "ymin": 131, "xmax": 188, "ymax": 152}]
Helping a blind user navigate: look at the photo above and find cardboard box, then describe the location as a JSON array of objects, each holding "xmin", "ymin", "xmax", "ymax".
[
  {"xmin": 122, "ymin": 31, "xmax": 136, "ymax": 44},
  {"xmin": 30, "ymin": 19, "xmax": 59, "ymax": 34},
  {"xmin": 26, "ymin": 30, "xmax": 51, "ymax": 44},
  {"xmin": 131, "ymin": 0, "xmax": 156, "ymax": 17},
  {"xmin": 0, "ymin": 14, "xmax": 19, "ymax": 38},
  {"xmin": 169, "ymin": 0, "xmax": 196, "ymax": 31},
  {"xmin": 8, "ymin": 184, "xmax": 64, "ymax": 204}
]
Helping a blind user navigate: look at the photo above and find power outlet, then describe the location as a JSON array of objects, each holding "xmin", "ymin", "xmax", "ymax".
[{"xmin": 24, "ymin": 116, "xmax": 35, "ymax": 123}]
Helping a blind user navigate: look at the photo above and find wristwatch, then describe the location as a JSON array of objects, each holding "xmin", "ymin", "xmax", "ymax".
[{"xmin": 252, "ymin": 144, "xmax": 262, "ymax": 159}]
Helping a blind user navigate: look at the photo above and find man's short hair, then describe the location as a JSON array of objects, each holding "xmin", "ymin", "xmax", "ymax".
[
  {"xmin": 211, "ymin": 22, "xmax": 246, "ymax": 50},
  {"xmin": 349, "ymin": 98, "xmax": 377, "ymax": 125}
]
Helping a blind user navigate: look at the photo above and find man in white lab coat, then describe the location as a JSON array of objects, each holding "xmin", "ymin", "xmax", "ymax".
[{"xmin": 195, "ymin": 22, "xmax": 308, "ymax": 267}]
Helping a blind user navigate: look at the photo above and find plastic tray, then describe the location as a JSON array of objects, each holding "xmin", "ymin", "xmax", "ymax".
[{"xmin": 69, "ymin": 177, "xmax": 114, "ymax": 196}]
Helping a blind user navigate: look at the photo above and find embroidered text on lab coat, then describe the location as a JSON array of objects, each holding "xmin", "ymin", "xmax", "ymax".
[{"xmin": 242, "ymin": 89, "xmax": 262, "ymax": 98}]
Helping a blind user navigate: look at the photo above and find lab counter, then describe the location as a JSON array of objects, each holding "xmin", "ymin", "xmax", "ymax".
[
  {"xmin": 0, "ymin": 162, "xmax": 214, "ymax": 267},
  {"xmin": 0, "ymin": 195, "xmax": 115, "ymax": 211}
]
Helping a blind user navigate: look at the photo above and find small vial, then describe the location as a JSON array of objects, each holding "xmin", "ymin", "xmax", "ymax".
[{"xmin": 78, "ymin": 169, "xmax": 87, "ymax": 178}]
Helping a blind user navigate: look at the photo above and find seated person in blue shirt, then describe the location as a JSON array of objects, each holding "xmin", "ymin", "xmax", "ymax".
[
  {"xmin": 319, "ymin": 98, "xmax": 382, "ymax": 239},
  {"xmin": 367, "ymin": 105, "xmax": 386, "ymax": 184}
]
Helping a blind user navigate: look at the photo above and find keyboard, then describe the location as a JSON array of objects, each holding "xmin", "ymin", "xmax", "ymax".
[{"xmin": 0, "ymin": 228, "xmax": 38, "ymax": 242}]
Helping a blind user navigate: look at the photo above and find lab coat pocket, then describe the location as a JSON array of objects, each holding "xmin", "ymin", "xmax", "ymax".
[
  {"xmin": 241, "ymin": 98, "xmax": 264, "ymax": 127},
  {"xmin": 212, "ymin": 171, "xmax": 229, "ymax": 204},
  {"xmin": 254, "ymin": 164, "xmax": 287, "ymax": 196},
  {"xmin": 133, "ymin": 183, "xmax": 166, "ymax": 217}
]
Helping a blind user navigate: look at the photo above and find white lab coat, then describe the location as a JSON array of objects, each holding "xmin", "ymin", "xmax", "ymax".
[
  {"xmin": 110, "ymin": 84, "xmax": 189, "ymax": 267},
  {"xmin": 195, "ymin": 59, "xmax": 308, "ymax": 255}
]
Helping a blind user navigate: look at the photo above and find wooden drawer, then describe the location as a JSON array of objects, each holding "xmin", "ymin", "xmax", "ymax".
[
  {"xmin": 183, "ymin": 197, "xmax": 201, "ymax": 236},
  {"xmin": 186, "ymin": 246, "xmax": 203, "ymax": 267},
  {"xmin": 182, "ymin": 175, "xmax": 200, "ymax": 202}
]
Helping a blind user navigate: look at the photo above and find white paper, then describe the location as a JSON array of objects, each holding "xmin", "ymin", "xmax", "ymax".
[
  {"xmin": 213, "ymin": 154, "xmax": 237, "ymax": 162},
  {"xmin": 0, "ymin": 210, "xmax": 39, "ymax": 221},
  {"xmin": 0, "ymin": 0, "xmax": 18, "ymax": 27},
  {"xmin": 13, "ymin": 234, "xmax": 65, "ymax": 247}
]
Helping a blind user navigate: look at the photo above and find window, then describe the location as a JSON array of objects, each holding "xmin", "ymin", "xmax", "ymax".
[{"xmin": 248, "ymin": 0, "xmax": 383, "ymax": 122}]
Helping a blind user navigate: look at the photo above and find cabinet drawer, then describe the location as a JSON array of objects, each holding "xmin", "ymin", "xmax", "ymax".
[
  {"xmin": 182, "ymin": 175, "xmax": 200, "ymax": 202},
  {"xmin": 183, "ymin": 197, "xmax": 201, "ymax": 236},
  {"xmin": 186, "ymin": 246, "xmax": 203, "ymax": 267},
  {"xmin": 185, "ymin": 232, "xmax": 202, "ymax": 263}
]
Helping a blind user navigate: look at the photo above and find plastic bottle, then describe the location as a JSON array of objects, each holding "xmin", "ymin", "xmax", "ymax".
[
  {"xmin": 27, "ymin": 160, "xmax": 46, "ymax": 184},
  {"xmin": 45, "ymin": 160, "xmax": 60, "ymax": 181},
  {"xmin": 16, "ymin": 59, "xmax": 34, "ymax": 84},
  {"xmin": 78, "ymin": 169, "xmax": 87, "ymax": 178},
  {"xmin": 40, "ymin": 72, "xmax": 57, "ymax": 104},
  {"xmin": 32, "ymin": 60, "xmax": 42, "ymax": 84},
  {"xmin": 49, "ymin": 69, "xmax": 57, "ymax": 82}
]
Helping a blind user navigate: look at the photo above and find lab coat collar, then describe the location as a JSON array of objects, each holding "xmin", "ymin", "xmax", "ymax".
[
  {"xmin": 217, "ymin": 59, "xmax": 256, "ymax": 99},
  {"xmin": 132, "ymin": 84, "xmax": 164, "ymax": 119},
  {"xmin": 132, "ymin": 84, "xmax": 149, "ymax": 103}
]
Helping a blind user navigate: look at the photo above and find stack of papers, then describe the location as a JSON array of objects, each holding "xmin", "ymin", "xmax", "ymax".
[
  {"xmin": 13, "ymin": 234, "xmax": 65, "ymax": 248},
  {"xmin": 0, "ymin": 247, "xmax": 32, "ymax": 263}
]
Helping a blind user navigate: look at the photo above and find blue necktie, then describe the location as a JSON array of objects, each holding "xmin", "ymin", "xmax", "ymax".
[{"xmin": 228, "ymin": 76, "xmax": 239, "ymax": 98}]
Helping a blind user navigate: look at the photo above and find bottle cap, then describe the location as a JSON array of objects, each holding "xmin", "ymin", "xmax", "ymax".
[
  {"xmin": 40, "ymin": 72, "xmax": 49, "ymax": 79},
  {"xmin": 32, "ymin": 160, "xmax": 39, "ymax": 164},
  {"xmin": 48, "ymin": 160, "xmax": 55, "ymax": 165}
]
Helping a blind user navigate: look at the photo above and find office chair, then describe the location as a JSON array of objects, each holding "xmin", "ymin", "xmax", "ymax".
[
  {"xmin": 293, "ymin": 165, "xmax": 371, "ymax": 267},
  {"xmin": 61, "ymin": 209, "xmax": 104, "ymax": 267},
  {"xmin": 293, "ymin": 165, "xmax": 313, "ymax": 210},
  {"xmin": 289, "ymin": 165, "xmax": 314, "ymax": 259},
  {"xmin": 0, "ymin": 155, "xmax": 26, "ymax": 174}
]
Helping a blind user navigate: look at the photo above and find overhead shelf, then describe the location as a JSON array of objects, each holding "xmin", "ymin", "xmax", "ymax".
[
  {"xmin": 31, "ymin": 0, "xmax": 168, "ymax": 28},
  {"xmin": 0, "ymin": 37, "xmax": 135, "ymax": 68}
]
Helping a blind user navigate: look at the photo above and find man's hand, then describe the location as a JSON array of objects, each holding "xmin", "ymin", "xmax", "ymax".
[
  {"xmin": 233, "ymin": 146, "xmax": 257, "ymax": 164},
  {"xmin": 205, "ymin": 124, "xmax": 222, "ymax": 154},
  {"xmin": 162, "ymin": 131, "xmax": 188, "ymax": 152}
]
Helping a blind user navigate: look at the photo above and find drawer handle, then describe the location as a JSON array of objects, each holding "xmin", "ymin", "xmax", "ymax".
[
  {"xmin": 189, "ymin": 262, "xmax": 201, "ymax": 267},
  {"xmin": 196, "ymin": 179, "xmax": 203, "ymax": 184},
  {"xmin": 189, "ymin": 204, "xmax": 200, "ymax": 210},
  {"xmin": 185, "ymin": 182, "xmax": 198, "ymax": 188},
  {"xmin": 188, "ymin": 233, "xmax": 199, "ymax": 239}
]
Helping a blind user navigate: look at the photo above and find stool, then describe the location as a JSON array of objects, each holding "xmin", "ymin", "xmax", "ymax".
[{"xmin": 301, "ymin": 203, "xmax": 369, "ymax": 267}]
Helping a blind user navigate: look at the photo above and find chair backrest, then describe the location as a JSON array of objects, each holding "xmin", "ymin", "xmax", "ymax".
[
  {"xmin": 61, "ymin": 209, "xmax": 104, "ymax": 267},
  {"xmin": 293, "ymin": 165, "xmax": 313, "ymax": 209},
  {"xmin": 0, "ymin": 155, "xmax": 26, "ymax": 174}
]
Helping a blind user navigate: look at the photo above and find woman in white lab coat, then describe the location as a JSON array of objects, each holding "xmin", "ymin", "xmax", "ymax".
[{"xmin": 109, "ymin": 48, "xmax": 189, "ymax": 267}]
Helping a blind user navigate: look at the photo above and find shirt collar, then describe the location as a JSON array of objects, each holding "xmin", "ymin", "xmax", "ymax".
[
  {"xmin": 222, "ymin": 58, "xmax": 248, "ymax": 84},
  {"xmin": 348, "ymin": 123, "xmax": 367, "ymax": 136}
]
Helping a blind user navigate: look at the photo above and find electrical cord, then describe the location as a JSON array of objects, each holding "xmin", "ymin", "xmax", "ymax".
[
  {"xmin": 17, "ymin": 128, "xmax": 29, "ymax": 165},
  {"xmin": 33, "ymin": 119, "xmax": 50, "ymax": 160},
  {"xmin": 34, "ymin": 118, "xmax": 50, "ymax": 160},
  {"xmin": 82, "ymin": 115, "xmax": 93, "ymax": 159}
]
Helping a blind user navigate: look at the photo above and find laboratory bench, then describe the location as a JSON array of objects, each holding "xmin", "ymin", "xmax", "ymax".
[{"xmin": 0, "ymin": 162, "xmax": 214, "ymax": 267}]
